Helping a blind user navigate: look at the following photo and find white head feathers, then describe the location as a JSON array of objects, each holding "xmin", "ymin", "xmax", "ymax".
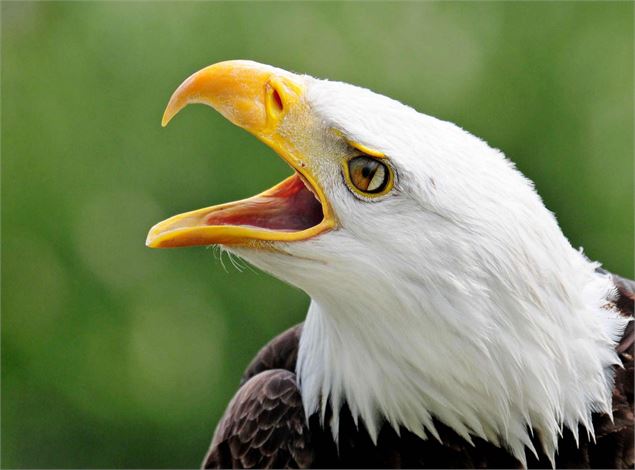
[{"xmin": 229, "ymin": 73, "xmax": 628, "ymax": 465}]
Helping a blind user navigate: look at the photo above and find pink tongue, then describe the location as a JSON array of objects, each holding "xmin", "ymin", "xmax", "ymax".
[{"xmin": 204, "ymin": 174, "xmax": 323, "ymax": 231}]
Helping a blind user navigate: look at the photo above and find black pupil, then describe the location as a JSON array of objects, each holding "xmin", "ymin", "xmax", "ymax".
[{"xmin": 362, "ymin": 165, "xmax": 372, "ymax": 178}]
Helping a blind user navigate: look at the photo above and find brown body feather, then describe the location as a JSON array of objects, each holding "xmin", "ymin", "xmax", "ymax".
[{"xmin": 204, "ymin": 274, "xmax": 634, "ymax": 469}]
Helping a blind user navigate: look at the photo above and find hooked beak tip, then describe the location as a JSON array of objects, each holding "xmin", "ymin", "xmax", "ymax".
[{"xmin": 158, "ymin": 60, "xmax": 304, "ymax": 134}]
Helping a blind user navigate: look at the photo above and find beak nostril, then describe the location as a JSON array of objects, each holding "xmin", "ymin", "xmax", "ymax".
[
  {"xmin": 271, "ymin": 88, "xmax": 284, "ymax": 113},
  {"xmin": 265, "ymin": 81, "xmax": 285, "ymax": 124}
]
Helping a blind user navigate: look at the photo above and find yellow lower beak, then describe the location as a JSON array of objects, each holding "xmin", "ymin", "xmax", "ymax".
[{"xmin": 146, "ymin": 60, "xmax": 335, "ymax": 249}]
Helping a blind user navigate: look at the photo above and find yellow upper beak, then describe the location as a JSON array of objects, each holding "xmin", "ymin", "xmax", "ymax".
[{"xmin": 146, "ymin": 60, "xmax": 335, "ymax": 249}]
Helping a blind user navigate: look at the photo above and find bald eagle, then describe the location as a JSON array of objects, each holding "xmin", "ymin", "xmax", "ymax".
[{"xmin": 147, "ymin": 61, "xmax": 634, "ymax": 468}]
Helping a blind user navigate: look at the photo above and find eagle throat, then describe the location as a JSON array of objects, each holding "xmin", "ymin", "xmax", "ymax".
[{"xmin": 294, "ymin": 263, "xmax": 627, "ymax": 466}]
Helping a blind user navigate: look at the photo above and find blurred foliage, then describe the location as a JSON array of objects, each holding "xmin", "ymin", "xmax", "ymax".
[{"xmin": 1, "ymin": 1, "xmax": 632, "ymax": 468}]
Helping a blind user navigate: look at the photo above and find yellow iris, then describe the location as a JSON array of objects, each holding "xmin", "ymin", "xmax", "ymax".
[{"xmin": 344, "ymin": 155, "xmax": 394, "ymax": 198}]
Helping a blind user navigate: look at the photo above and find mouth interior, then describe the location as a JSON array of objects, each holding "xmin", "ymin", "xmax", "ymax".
[{"xmin": 204, "ymin": 173, "xmax": 324, "ymax": 232}]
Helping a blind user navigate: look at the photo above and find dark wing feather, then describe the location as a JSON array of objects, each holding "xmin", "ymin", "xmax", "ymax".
[
  {"xmin": 587, "ymin": 271, "xmax": 634, "ymax": 469},
  {"xmin": 203, "ymin": 369, "xmax": 312, "ymax": 469},
  {"xmin": 613, "ymin": 272, "xmax": 635, "ymax": 325},
  {"xmin": 203, "ymin": 324, "xmax": 310, "ymax": 470},
  {"xmin": 240, "ymin": 324, "xmax": 302, "ymax": 386},
  {"xmin": 588, "ymin": 335, "xmax": 634, "ymax": 469}
]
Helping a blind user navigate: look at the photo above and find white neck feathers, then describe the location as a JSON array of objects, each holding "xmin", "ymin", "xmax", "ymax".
[{"xmin": 296, "ymin": 252, "xmax": 627, "ymax": 466}]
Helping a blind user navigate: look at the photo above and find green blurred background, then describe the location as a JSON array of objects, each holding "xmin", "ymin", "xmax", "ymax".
[{"xmin": 2, "ymin": 1, "xmax": 632, "ymax": 468}]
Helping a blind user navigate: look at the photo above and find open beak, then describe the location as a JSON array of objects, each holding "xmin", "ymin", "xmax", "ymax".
[{"xmin": 146, "ymin": 60, "xmax": 336, "ymax": 248}]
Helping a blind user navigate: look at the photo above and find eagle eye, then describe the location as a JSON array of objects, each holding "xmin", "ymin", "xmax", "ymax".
[{"xmin": 345, "ymin": 156, "xmax": 393, "ymax": 198}]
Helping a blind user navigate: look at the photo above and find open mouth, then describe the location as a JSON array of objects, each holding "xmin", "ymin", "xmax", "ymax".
[
  {"xmin": 146, "ymin": 166, "xmax": 333, "ymax": 248},
  {"xmin": 145, "ymin": 60, "xmax": 337, "ymax": 248},
  {"xmin": 204, "ymin": 173, "xmax": 324, "ymax": 232}
]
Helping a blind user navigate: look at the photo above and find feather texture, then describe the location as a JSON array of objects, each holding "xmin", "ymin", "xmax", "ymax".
[
  {"xmin": 227, "ymin": 73, "xmax": 629, "ymax": 462},
  {"xmin": 193, "ymin": 62, "xmax": 633, "ymax": 467},
  {"xmin": 204, "ymin": 277, "xmax": 633, "ymax": 468}
]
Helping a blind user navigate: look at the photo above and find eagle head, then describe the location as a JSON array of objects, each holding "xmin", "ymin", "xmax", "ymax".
[{"xmin": 147, "ymin": 60, "xmax": 626, "ymax": 465}]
